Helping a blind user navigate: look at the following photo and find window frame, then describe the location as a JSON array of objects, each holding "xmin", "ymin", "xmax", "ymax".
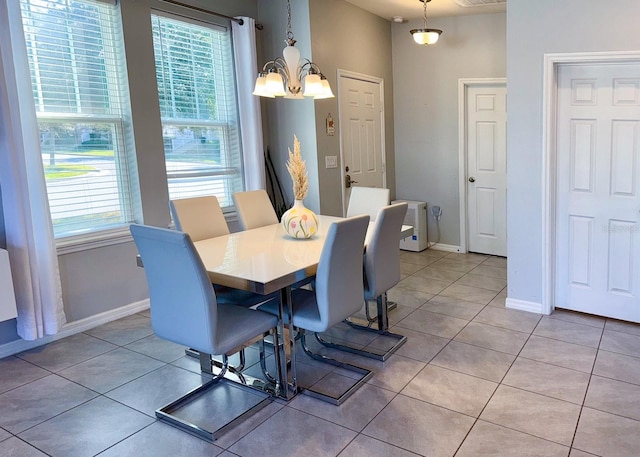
[{"xmin": 19, "ymin": 0, "xmax": 138, "ymax": 248}]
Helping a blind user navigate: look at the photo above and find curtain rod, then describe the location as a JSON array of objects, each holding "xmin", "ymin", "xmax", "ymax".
[{"xmin": 158, "ymin": 0, "xmax": 263, "ymax": 30}]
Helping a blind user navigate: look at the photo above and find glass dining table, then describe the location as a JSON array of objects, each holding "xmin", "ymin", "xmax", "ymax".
[{"xmin": 190, "ymin": 215, "xmax": 413, "ymax": 400}]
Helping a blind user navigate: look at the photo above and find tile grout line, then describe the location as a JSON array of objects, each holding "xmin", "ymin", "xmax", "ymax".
[{"xmin": 567, "ymin": 321, "xmax": 606, "ymax": 453}]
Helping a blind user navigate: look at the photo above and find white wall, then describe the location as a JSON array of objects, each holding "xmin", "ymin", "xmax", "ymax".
[
  {"xmin": 392, "ymin": 13, "xmax": 506, "ymax": 247},
  {"xmin": 507, "ymin": 0, "xmax": 640, "ymax": 307}
]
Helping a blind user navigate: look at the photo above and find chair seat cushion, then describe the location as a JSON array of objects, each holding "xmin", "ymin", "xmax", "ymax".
[
  {"xmin": 215, "ymin": 302, "xmax": 278, "ymax": 355},
  {"xmin": 257, "ymin": 288, "xmax": 326, "ymax": 333}
]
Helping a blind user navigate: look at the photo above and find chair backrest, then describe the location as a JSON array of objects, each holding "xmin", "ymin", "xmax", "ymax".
[
  {"xmin": 346, "ymin": 187, "xmax": 390, "ymax": 221},
  {"xmin": 314, "ymin": 215, "xmax": 369, "ymax": 330},
  {"xmin": 233, "ymin": 190, "xmax": 279, "ymax": 231},
  {"xmin": 130, "ymin": 224, "xmax": 219, "ymax": 354},
  {"xmin": 363, "ymin": 202, "xmax": 408, "ymax": 299},
  {"xmin": 169, "ymin": 196, "xmax": 229, "ymax": 242}
]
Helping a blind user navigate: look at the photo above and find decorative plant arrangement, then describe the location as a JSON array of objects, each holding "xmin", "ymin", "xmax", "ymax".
[{"xmin": 281, "ymin": 135, "xmax": 318, "ymax": 239}]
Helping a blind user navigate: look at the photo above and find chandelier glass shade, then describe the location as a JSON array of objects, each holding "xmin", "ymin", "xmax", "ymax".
[
  {"xmin": 410, "ymin": 0, "xmax": 442, "ymax": 46},
  {"xmin": 253, "ymin": 0, "xmax": 334, "ymax": 100}
]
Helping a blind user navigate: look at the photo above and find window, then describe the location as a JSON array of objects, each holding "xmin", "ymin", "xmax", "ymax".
[
  {"xmin": 151, "ymin": 13, "xmax": 244, "ymax": 208},
  {"xmin": 19, "ymin": 0, "xmax": 134, "ymax": 239}
]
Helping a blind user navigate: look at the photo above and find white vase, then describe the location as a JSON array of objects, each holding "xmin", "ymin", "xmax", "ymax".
[{"xmin": 281, "ymin": 199, "xmax": 318, "ymax": 239}]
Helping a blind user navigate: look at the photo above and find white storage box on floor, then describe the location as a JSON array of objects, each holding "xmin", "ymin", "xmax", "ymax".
[{"xmin": 392, "ymin": 200, "xmax": 428, "ymax": 252}]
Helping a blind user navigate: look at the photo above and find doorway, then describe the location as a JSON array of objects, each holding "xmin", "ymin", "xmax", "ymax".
[
  {"xmin": 337, "ymin": 70, "xmax": 386, "ymax": 215},
  {"xmin": 459, "ymin": 78, "xmax": 507, "ymax": 256},
  {"xmin": 543, "ymin": 52, "xmax": 640, "ymax": 321}
]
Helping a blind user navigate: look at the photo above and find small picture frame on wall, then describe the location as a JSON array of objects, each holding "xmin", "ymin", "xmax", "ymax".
[{"xmin": 326, "ymin": 113, "xmax": 335, "ymax": 136}]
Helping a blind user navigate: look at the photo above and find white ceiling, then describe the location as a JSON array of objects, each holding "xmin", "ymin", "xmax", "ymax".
[{"xmin": 343, "ymin": 0, "xmax": 506, "ymax": 21}]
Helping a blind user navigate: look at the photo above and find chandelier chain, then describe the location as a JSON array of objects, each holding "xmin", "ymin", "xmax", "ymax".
[
  {"xmin": 286, "ymin": 0, "xmax": 294, "ymax": 41},
  {"xmin": 423, "ymin": 0, "xmax": 428, "ymax": 26}
]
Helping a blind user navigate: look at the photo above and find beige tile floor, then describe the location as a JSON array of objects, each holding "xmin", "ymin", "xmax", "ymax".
[{"xmin": 1, "ymin": 249, "xmax": 640, "ymax": 456}]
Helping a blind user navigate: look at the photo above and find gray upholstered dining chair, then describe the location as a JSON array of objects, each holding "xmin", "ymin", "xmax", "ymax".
[
  {"xmin": 346, "ymin": 186, "xmax": 390, "ymax": 221},
  {"xmin": 232, "ymin": 189, "xmax": 279, "ymax": 230},
  {"xmin": 317, "ymin": 202, "xmax": 408, "ymax": 361},
  {"xmin": 130, "ymin": 224, "xmax": 282, "ymax": 441},
  {"xmin": 169, "ymin": 195, "xmax": 278, "ymax": 370},
  {"xmin": 169, "ymin": 195, "xmax": 230, "ymax": 241},
  {"xmin": 259, "ymin": 215, "xmax": 372, "ymax": 405}
]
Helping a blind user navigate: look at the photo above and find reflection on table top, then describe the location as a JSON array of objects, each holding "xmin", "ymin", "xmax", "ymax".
[
  {"xmin": 193, "ymin": 215, "xmax": 412, "ymax": 295},
  {"xmin": 193, "ymin": 215, "xmax": 336, "ymax": 295}
]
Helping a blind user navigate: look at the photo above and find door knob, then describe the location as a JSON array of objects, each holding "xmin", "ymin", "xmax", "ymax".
[{"xmin": 468, "ymin": 177, "xmax": 476, "ymax": 183}]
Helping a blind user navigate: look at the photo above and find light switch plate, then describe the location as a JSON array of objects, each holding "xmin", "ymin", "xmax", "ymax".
[{"xmin": 325, "ymin": 156, "xmax": 338, "ymax": 168}]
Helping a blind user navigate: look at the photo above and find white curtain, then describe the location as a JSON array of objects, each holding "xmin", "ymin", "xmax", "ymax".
[
  {"xmin": 0, "ymin": 0, "xmax": 66, "ymax": 340},
  {"xmin": 232, "ymin": 16, "xmax": 266, "ymax": 191}
]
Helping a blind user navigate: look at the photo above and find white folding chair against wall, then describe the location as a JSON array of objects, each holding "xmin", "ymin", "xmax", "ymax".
[
  {"xmin": 130, "ymin": 224, "xmax": 282, "ymax": 442},
  {"xmin": 258, "ymin": 215, "xmax": 373, "ymax": 405},
  {"xmin": 169, "ymin": 195, "xmax": 278, "ymax": 370},
  {"xmin": 316, "ymin": 202, "xmax": 409, "ymax": 361},
  {"xmin": 232, "ymin": 190, "xmax": 279, "ymax": 231},
  {"xmin": 346, "ymin": 186, "xmax": 390, "ymax": 221}
]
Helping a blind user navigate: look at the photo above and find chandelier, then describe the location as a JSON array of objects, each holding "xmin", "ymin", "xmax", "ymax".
[
  {"xmin": 410, "ymin": 0, "xmax": 442, "ymax": 46},
  {"xmin": 253, "ymin": 0, "xmax": 334, "ymax": 99}
]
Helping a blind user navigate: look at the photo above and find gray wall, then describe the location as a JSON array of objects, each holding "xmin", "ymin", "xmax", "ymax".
[
  {"xmin": 257, "ymin": 0, "xmax": 393, "ymax": 216},
  {"xmin": 14, "ymin": 0, "xmax": 637, "ymax": 345},
  {"xmin": 58, "ymin": 0, "xmax": 259, "ymax": 322},
  {"xmin": 507, "ymin": 0, "xmax": 640, "ymax": 305},
  {"xmin": 309, "ymin": 0, "xmax": 395, "ymax": 216},
  {"xmin": 1, "ymin": 0, "xmax": 259, "ymax": 343},
  {"xmin": 3, "ymin": 0, "xmax": 391, "ymax": 342},
  {"xmin": 392, "ymin": 13, "xmax": 506, "ymax": 247},
  {"xmin": 258, "ymin": 0, "xmax": 320, "ymax": 213}
]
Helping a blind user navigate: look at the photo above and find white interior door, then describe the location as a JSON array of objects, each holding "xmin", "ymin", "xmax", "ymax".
[
  {"xmin": 556, "ymin": 62, "xmax": 640, "ymax": 322},
  {"xmin": 466, "ymin": 83, "xmax": 507, "ymax": 256},
  {"xmin": 338, "ymin": 72, "xmax": 385, "ymax": 214}
]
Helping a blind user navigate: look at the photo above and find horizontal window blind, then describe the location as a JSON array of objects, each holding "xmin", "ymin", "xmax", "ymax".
[
  {"xmin": 20, "ymin": 0, "xmax": 134, "ymax": 238},
  {"xmin": 151, "ymin": 13, "xmax": 244, "ymax": 208}
]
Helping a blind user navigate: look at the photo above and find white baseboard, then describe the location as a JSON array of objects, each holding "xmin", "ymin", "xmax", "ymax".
[
  {"xmin": 0, "ymin": 299, "xmax": 150, "ymax": 359},
  {"xmin": 429, "ymin": 243, "xmax": 460, "ymax": 253},
  {"xmin": 506, "ymin": 297, "xmax": 545, "ymax": 315}
]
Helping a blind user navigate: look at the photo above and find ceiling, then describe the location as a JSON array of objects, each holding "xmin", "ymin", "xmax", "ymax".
[{"xmin": 343, "ymin": 0, "xmax": 506, "ymax": 21}]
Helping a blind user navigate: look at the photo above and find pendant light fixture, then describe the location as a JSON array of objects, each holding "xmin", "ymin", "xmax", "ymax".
[
  {"xmin": 410, "ymin": 0, "xmax": 442, "ymax": 46},
  {"xmin": 253, "ymin": 0, "xmax": 334, "ymax": 99}
]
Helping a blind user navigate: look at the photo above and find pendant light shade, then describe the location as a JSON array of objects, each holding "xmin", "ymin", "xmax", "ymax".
[
  {"xmin": 411, "ymin": 29, "xmax": 442, "ymax": 45},
  {"xmin": 265, "ymin": 70, "xmax": 286, "ymax": 97},
  {"xmin": 315, "ymin": 76, "xmax": 335, "ymax": 99},
  {"xmin": 410, "ymin": 0, "xmax": 442, "ymax": 46},
  {"xmin": 254, "ymin": 0, "xmax": 333, "ymax": 100},
  {"xmin": 252, "ymin": 73, "xmax": 273, "ymax": 97}
]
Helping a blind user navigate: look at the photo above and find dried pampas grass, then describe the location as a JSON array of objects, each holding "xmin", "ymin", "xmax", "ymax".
[{"xmin": 286, "ymin": 135, "xmax": 308, "ymax": 200}]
